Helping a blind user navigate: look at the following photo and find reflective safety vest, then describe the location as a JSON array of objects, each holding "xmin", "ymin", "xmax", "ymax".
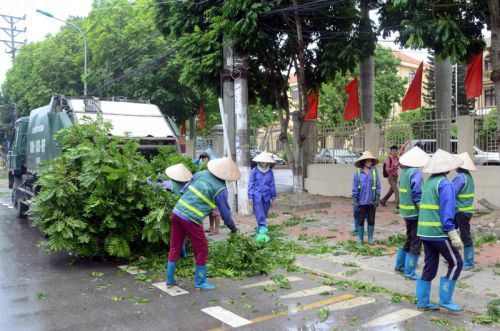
[
  {"xmin": 357, "ymin": 167, "xmax": 377, "ymax": 203},
  {"xmin": 398, "ymin": 167, "xmax": 420, "ymax": 218},
  {"xmin": 171, "ymin": 180, "xmax": 185, "ymax": 197},
  {"xmin": 417, "ymin": 175, "xmax": 447, "ymax": 238},
  {"xmin": 173, "ymin": 171, "xmax": 226, "ymax": 225},
  {"xmin": 456, "ymin": 171, "xmax": 475, "ymax": 214}
]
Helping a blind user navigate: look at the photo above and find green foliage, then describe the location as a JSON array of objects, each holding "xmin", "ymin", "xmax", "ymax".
[
  {"xmin": 471, "ymin": 298, "xmax": 500, "ymax": 324},
  {"xmin": 376, "ymin": 234, "xmax": 406, "ymax": 247},
  {"xmin": 31, "ymin": 116, "xmax": 192, "ymax": 258}
]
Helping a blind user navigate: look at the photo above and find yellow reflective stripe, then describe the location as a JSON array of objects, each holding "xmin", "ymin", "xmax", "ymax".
[
  {"xmin": 188, "ymin": 186, "xmax": 216, "ymax": 209},
  {"xmin": 399, "ymin": 204, "xmax": 416, "ymax": 210},
  {"xmin": 178, "ymin": 199, "xmax": 204, "ymax": 217},
  {"xmin": 418, "ymin": 221, "xmax": 442, "ymax": 226},
  {"xmin": 399, "ymin": 188, "xmax": 408, "ymax": 193},
  {"xmin": 420, "ymin": 204, "xmax": 439, "ymax": 210},
  {"xmin": 458, "ymin": 193, "xmax": 475, "ymax": 198},
  {"xmin": 458, "ymin": 206, "xmax": 474, "ymax": 211}
]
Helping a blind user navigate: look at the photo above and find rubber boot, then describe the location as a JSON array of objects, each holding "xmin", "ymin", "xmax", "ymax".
[
  {"xmin": 353, "ymin": 205, "xmax": 359, "ymax": 233},
  {"xmin": 179, "ymin": 241, "xmax": 187, "ymax": 259},
  {"xmin": 195, "ymin": 265, "xmax": 216, "ymax": 291},
  {"xmin": 166, "ymin": 261, "xmax": 177, "ymax": 288},
  {"xmin": 255, "ymin": 226, "xmax": 270, "ymax": 243},
  {"xmin": 394, "ymin": 248, "xmax": 406, "ymax": 272},
  {"xmin": 463, "ymin": 246, "xmax": 475, "ymax": 270},
  {"xmin": 404, "ymin": 253, "xmax": 420, "ymax": 280},
  {"xmin": 416, "ymin": 279, "xmax": 439, "ymax": 311},
  {"xmin": 438, "ymin": 277, "xmax": 463, "ymax": 312},
  {"xmin": 367, "ymin": 225, "xmax": 375, "ymax": 245},
  {"xmin": 357, "ymin": 225, "xmax": 364, "ymax": 243}
]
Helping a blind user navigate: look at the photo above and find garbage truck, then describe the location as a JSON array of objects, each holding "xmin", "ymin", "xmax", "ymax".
[{"xmin": 8, "ymin": 95, "xmax": 179, "ymax": 217}]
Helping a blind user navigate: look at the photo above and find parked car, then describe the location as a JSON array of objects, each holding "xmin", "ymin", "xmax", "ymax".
[
  {"xmin": 407, "ymin": 139, "xmax": 499, "ymax": 166},
  {"xmin": 474, "ymin": 146, "xmax": 500, "ymax": 165},
  {"xmin": 315, "ymin": 148, "xmax": 361, "ymax": 164}
]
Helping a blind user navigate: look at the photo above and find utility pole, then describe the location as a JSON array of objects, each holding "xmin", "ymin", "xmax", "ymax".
[
  {"xmin": 234, "ymin": 53, "xmax": 251, "ymax": 216},
  {"xmin": 222, "ymin": 36, "xmax": 237, "ymax": 211},
  {"xmin": 0, "ymin": 14, "xmax": 26, "ymax": 61}
]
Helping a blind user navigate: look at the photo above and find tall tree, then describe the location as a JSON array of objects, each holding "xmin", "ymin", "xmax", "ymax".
[
  {"xmin": 155, "ymin": 0, "xmax": 359, "ymax": 192},
  {"xmin": 423, "ymin": 52, "xmax": 435, "ymax": 109},
  {"xmin": 380, "ymin": 0, "xmax": 488, "ymax": 151}
]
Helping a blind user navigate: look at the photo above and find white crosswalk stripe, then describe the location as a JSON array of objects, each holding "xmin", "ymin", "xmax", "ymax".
[
  {"xmin": 202, "ymin": 306, "xmax": 252, "ymax": 328},
  {"xmin": 280, "ymin": 285, "xmax": 336, "ymax": 299},
  {"xmin": 326, "ymin": 296, "xmax": 376, "ymax": 311},
  {"xmin": 240, "ymin": 276, "xmax": 303, "ymax": 289},
  {"xmin": 361, "ymin": 308, "xmax": 422, "ymax": 328},
  {"xmin": 153, "ymin": 282, "xmax": 189, "ymax": 296}
]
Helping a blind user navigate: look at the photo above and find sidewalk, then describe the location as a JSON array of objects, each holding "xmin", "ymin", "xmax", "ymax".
[{"xmin": 294, "ymin": 253, "xmax": 499, "ymax": 314}]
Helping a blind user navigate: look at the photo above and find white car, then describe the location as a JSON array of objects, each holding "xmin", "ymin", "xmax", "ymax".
[{"xmin": 474, "ymin": 146, "xmax": 500, "ymax": 165}]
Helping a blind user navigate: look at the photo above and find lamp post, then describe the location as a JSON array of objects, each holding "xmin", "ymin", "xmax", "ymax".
[{"xmin": 36, "ymin": 9, "xmax": 87, "ymax": 95}]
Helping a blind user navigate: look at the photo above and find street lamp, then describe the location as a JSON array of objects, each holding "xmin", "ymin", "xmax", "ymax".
[{"xmin": 36, "ymin": 9, "xmax": 88, "ymax": 95}]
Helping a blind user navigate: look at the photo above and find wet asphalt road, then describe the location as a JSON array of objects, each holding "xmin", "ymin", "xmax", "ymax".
[{"xmin": 0, "ymin": 189, "xmax": 495, "ymax": 331}]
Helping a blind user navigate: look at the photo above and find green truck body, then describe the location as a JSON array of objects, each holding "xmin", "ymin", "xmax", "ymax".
[{"xmin": 8, "ymin": 95, "xmax": 179, "ymax": 217}]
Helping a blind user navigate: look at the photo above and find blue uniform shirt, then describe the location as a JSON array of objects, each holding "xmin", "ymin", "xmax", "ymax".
[
  {"xmin": 248, "ymin": 167, "xmax": 277, "ymax": 202},
  {"xmin": 352, "ymin": 167, "xmax": 381, "ymax": 205}
]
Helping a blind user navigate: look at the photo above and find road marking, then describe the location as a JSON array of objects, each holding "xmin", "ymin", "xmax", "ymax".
[
  {"xmin": 202, "ymin": 306, "xmax": 253, "ymax": 328},
  {"xmin": 118, "ymin": 265, "xmax": 146, "ymax": 275},
  {"xmin": 326, "ymin": 296, "xmax": 376, "ymax": 311},
  {"xmin": 280, "ymin": 285, "xmax": 336, "ymax": 299},
  {"xmin": 240, "ymin": 276, "xmax": 302, "ymax": 289},
  {"xmin": 208, "ymin": 294, "xmax": 355, "ymax": 331},
  {"xmin": 361, "ymin": 308, "xmax": 422, "ymax": 328},
  {"xmin": 7, "ymin": 206, "xmax": 13, "ymax": 209},
  {"xmin": 152, "ymin": 282, "xmax": 189, "ymax": 296}
]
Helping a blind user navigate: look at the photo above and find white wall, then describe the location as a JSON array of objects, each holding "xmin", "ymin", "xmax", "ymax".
[{"xmin": 306, "ymin": 164, "xmax": 500, "ymax": 207}]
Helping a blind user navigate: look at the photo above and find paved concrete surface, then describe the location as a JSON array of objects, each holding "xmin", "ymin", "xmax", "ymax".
[
  {"xmin": 274, "ymin": 169, "xmax": 293, "ymax": 195},
  {"xmin": 296, "ymin": 253, "xmax": 500, "ymax": 314},
  {"xmin": 1, "ymin": 194, "xmax": 496, "ymax": 330}
]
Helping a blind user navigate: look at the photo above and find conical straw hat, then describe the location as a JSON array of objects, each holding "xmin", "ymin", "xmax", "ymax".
[
  {"xmin": 165, "ymin": 163, "xmax": 192, "ymax": 182},
  {"xmin": 208, "ymin": 157, "xmax": 241, "ymax": 181},
  {"xmin": 354, "ymin": 151, "xmax": 379, "ymax": 168},
  {"xmin": 399, "ymin": 146, "xmax": 430, "ymax": 168},
  {"xmin": 423, "ymin": 149, "xmax": 464, "ymax": 174},
  {"xmin": 457, "ymin": 152, "xmax": 477, "ymax": 171},
  {"xmin": 253, "ymin": 152, "xmax": 275, "ymax": 164}
]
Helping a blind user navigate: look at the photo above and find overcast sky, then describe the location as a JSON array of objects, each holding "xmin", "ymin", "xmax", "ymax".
[{"xmin": 0, "ymin": 0, "xmax": 93, "ymax": 87}]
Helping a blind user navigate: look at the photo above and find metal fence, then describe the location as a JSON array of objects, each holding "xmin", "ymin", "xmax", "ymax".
[{"xmin": 314, "ymin": 123, "xmax": 364, "ymax": 164}]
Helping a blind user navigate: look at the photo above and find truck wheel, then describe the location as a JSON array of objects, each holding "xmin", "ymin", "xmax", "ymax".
[{"xmin": 16, "ymin": 200, "xmax": 28, "ymax": 218}]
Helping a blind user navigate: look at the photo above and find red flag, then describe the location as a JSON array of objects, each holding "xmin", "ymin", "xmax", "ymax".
[
  {"xmin": 402, "ymin": 61, "xmax": 423, "ymax": 111},
  {"xmin": 465, "ymin": 53, "xmax": 483, "ymax": 99},
  {"xmin": 343, "ymin": 77, "xmax": 359, "ymax": 121},
  {"xmin": 181, "ymin": 121, "xmax": 186, "ymax": 135},
  {"xmin": 199, "ymin": 104, "xmax": 205, "ymax": 131},
  {"xmin": 304, "ymin": 89, "xmax": 319, "ymax": 121}
]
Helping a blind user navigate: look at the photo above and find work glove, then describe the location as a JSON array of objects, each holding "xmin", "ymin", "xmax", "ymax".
[
  {"xmin": 352, "ymin": 198, "xmax": 359, "ymax": 208},
  {"xmin": 448, "ymin": 229, "xmax": 464, "ymax": 249},
  {"xmin": 374, "ymin": 194, "xmax": 380, "ymax": 207},
  {"xmin": 161, "ymin": 180, "xmax": 172, "ymax": 191}
]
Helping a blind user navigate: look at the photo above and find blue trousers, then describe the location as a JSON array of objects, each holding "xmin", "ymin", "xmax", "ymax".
[
  {"xmin": 253, "ymin": 198, "xmax": 271, "ymax": 227},
  {"xmin": 421, "ymin": 240, "xmax": 463, "ymax": 281}
]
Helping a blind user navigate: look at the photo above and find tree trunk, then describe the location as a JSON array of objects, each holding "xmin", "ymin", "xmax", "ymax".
[
  {"xmin": 488, "ymin": 0, "xmax": 500, "ymax": 150},
  {"xmin": 435, "ymin": 57, "xmax": 452, "ymax": 152},
  {"xmin": 360, "ymin": 56, "xmax": 375, "ymax": 124},
  {"xmin": 292, "ymin": 0, "xmax": 307, "ymax": 193}
]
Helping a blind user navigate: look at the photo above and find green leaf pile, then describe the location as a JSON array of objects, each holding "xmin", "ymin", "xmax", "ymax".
[{"xmin": 31, "ymin": 116, "xmax": 194, "ymax": 258}]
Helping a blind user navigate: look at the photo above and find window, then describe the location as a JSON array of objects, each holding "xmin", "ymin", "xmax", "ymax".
[
  {"xmin": 485, "ymin": 55, "xmax": 492, "ymax": 72},
  {"xmin": 408, "ymin": 70, "xmax": 415, "ymax": 83},
  {"xmin": 485, "ymin": 88, "xmax": 496, "ymax": 107},
  {"xmin": 291, "ymin": 86, "xmax": 299, "ymax": 102}
]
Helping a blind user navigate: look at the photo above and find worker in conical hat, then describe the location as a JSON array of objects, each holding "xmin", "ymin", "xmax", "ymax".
[
  {"xmin": 248, "ymin": 152, "xmax": 277, "ymax": 243},
  {"xmin": 394, "ymin": 146, "xmax": 430, "ymax": 280},
  {"xmin": 352, "ymin": 151, "xmax": 381, "ymax": 245},
  {"xmin": 416, "ymin": 149, "xmax": 465, "ymax": 312},
  {"xmin": 166, "ymin": 157, "xmax": 240, "ymax": 291},
  {"xmin": 452, "ymin": 152, "xmax": 477, "ymax": 271}
]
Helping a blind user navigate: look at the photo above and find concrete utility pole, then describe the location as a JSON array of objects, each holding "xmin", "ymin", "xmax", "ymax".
[
  {"xmin": 234, "ymin": 53, "xmax": 251, "ymax": 216},
  {"xmin": 0, "ymin": 14, "xmax": 26, "ymax": 61},
  {"xmin": 222, "ymin": 36, "xmax": 237, "ymax": 211}
]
